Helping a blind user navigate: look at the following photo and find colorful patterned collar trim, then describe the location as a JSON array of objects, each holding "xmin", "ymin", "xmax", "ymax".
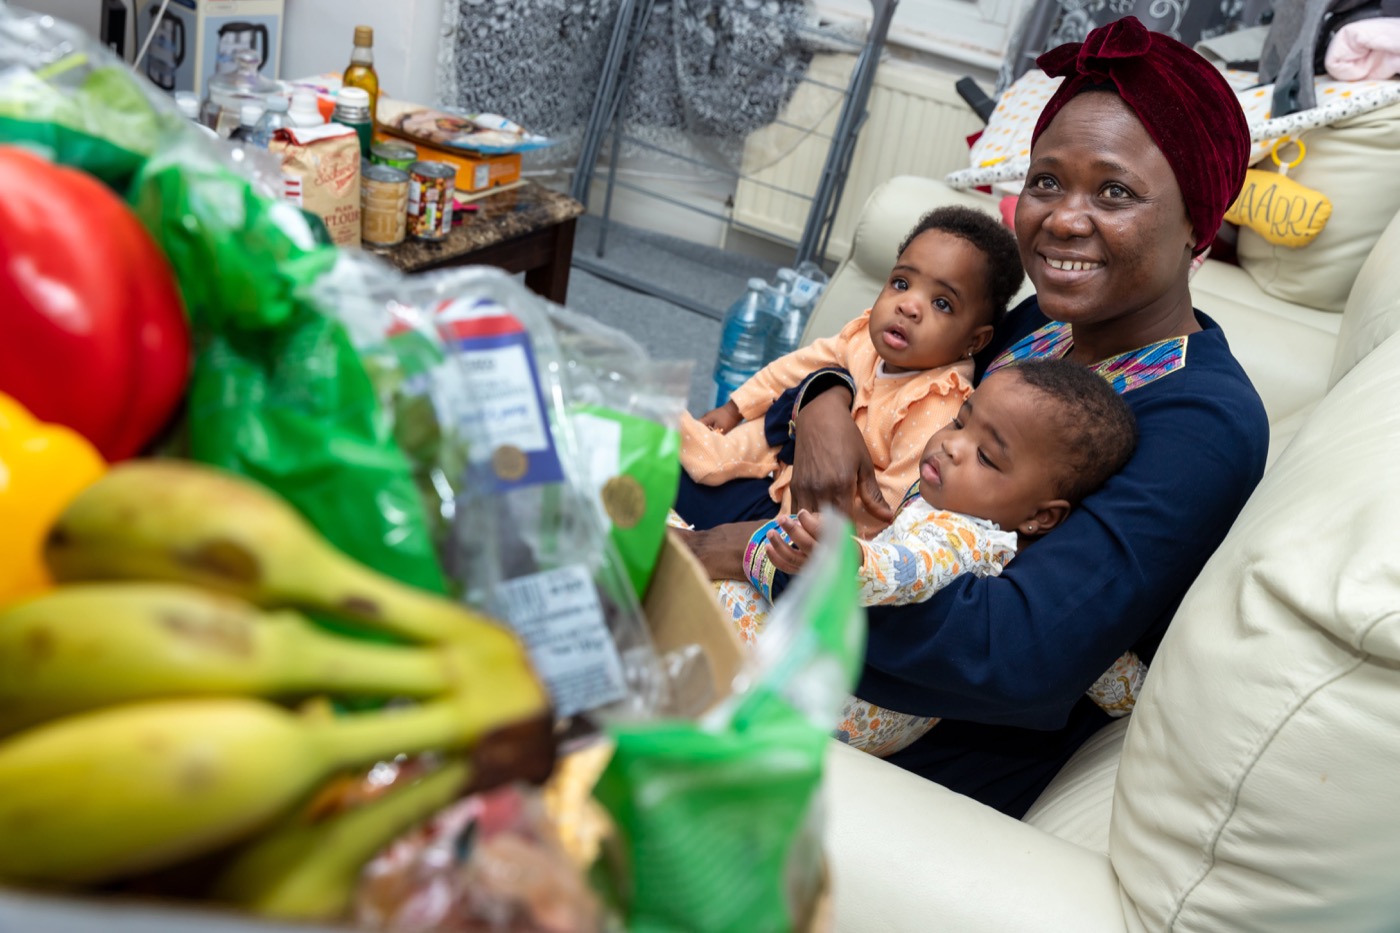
[
  {"xmin": 898, "ymin": 481, "xmax": 922, "ymax": 514},
  {"xmin": 985, "ymin": 321, "xmax": 1188, "ymax": 394}
]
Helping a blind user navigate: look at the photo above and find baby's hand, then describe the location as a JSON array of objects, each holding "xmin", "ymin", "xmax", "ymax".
[
  {"xmin": 765, "ymin": 509, "xmax": 827, "ymax": 575},
  {"xmin": 698, "ymin": 400, "xmax": 742, "ymax": 433}
]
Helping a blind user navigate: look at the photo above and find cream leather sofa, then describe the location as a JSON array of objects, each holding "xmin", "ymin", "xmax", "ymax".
[{"xmin": 809, "ymin": 175, "xmax": 1400, "ymax": 932}]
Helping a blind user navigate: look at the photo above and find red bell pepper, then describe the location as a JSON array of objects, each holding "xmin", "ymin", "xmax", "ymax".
[{"xmin": 0, "ymin": 146, "xmax": 190, "ymax": 461}]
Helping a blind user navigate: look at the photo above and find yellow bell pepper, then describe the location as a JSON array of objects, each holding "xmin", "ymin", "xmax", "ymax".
[{"xmin": 0, "ymin": 392, "xmax": 106, "ymax": 605}]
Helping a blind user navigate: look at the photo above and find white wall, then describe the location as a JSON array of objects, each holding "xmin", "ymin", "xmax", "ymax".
[
  {"xmin": 16, "ymin": 0, "xmax": 107, "ymax": 42},
  {"xmin": 280, "ymin": 0, "xmax": 444, "ymax": 105}
]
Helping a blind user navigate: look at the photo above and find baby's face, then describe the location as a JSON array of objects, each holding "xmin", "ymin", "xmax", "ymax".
[
  {"xmin": 916, "ymin": 370, "xmax": 1067, "ymax": 533},
  {"xmin": 867, "ymin": 229, "xmax": 995, "ymax": 374}
]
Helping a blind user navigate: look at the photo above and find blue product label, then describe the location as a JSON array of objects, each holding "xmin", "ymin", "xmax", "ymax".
[{"xmin": 435, "ymin": 299, "xmax": 565, "ymax": 493}]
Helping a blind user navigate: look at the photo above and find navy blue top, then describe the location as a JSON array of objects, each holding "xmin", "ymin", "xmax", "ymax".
[{"xmin": 849, "ymin": 297, "xmax": 1268, "ymax": 816}]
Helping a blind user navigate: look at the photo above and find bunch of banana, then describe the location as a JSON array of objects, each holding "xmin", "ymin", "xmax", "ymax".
[{"xmin": 0, "ymin": 460, "xmax": 552, "ymax": 918}]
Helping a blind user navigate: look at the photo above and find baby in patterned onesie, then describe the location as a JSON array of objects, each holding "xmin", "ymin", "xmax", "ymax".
[
  {"xmin": 679, "ymin": 206, "xmax": 1024, "ymax": 539},
  {"xmin": 730, "ymin": 358, "xmax": 1147, "ymax": 757}
]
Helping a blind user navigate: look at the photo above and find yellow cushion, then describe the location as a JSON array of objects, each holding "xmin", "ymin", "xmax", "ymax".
[{"xmin": 1224, "ymin": 168, "xmax": 1332, "ymax": 248}]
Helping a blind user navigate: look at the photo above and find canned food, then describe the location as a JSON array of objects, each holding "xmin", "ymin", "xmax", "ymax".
[
  {"xmin": 408, "ymin": 161, "xmax": 456, "ymax": 242},
  {"xmin": 370, "ymin": 142, "xmax": 418, "ymax": 172},
  {"xmin": 361, "ymin": 164, "xmax": 409, "ymax": 247}
]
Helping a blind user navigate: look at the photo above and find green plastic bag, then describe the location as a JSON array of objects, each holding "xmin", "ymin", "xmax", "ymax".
[
  {"xmin": 570, "ymin": 405, "xmax": 681, "ymax": 601},
  {"xmin": 594, "ymin": 522, "xmax": 865, "ymax": 932},
  {"xmin": 0, "ymin": 49, "xmax": 164, "ymax": 190},
  {"xmin": 131, "ymin": 146, "xmax": 446, "ymax": 595},
  {"xmin": 186, "ymin": 306, "xmax": 449, "ymax": 595}
]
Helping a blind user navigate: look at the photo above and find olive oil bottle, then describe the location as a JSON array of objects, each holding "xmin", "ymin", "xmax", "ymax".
[{"xmin": 342, "ymin": 25, "xmax": 379, "ymax": 123}]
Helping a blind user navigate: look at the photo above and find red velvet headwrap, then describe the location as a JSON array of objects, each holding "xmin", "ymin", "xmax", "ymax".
[{"xmin": 1030, "ymin": 16, "xmax": 1249, "ymax": 254}]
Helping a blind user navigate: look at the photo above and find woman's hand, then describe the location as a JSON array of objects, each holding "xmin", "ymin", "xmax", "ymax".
[
  {"xmin": 765, "ymin": 510, "xmax": 828, "ymax": 575},
  {"xmin": 676, "ymin": 520, "xmax": 768, "ymax": 580},
  {"xmin": 697, "ymin": 400, "xmax": 742, "ymax": 433},
  {"xmin": 788, "ymin": 388, "xmax": 894, "ymax": 523}
]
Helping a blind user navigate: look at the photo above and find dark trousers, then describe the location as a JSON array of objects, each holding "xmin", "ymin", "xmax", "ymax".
[{"xmin": 673, "ymin": 473, "xmax": 781, "ymax": 529}]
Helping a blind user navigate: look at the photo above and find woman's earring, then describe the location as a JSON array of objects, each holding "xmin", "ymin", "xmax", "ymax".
[{"xmin": 1026, "ymin": 522, "xmax": 1036, "ymax": 533}]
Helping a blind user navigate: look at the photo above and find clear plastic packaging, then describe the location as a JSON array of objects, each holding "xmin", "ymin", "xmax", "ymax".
[
  {"xmin": 354, "ymin": 782, "xmax": 605, "ymax": 933},
  {"xmin": 545, "ymin": 304, "xmax": 690, "ymax": 600},
  {"xmin": 309, "ymin": 262, "xmax": 675, "ymax": 735}
]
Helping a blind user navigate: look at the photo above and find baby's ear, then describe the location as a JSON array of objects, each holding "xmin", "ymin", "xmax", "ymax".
[
  {"xmin": 1021, "ymin": 499, "xmax": 1070, "ymax": 537},
  {"xmin": 967, "ymin": 323, "xmax": 995, "ymax": 357}
]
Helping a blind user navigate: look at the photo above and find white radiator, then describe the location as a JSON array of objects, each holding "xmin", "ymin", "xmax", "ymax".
[{"xmin": 733, "ymin": 54, "xmax": 985, "ymax": 262}]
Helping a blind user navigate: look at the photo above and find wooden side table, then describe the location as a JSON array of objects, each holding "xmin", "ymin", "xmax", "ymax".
[{"xmin": 373, "ymin": 181, "xmax": 586, "ymax": 305}]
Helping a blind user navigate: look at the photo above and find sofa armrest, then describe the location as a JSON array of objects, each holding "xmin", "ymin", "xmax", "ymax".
[{"xmin": 823, "ymin": 742, "xmax": 1127, "ymax": 933}]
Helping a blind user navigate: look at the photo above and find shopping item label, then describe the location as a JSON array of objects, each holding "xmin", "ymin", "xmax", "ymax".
[
  {"xmin": 434, "ymin": 298, "xmax": 564, "ymax": 491},
  {"xmin": 496, "ymin": 564, "xmax": 629, "ymax": 717},
  {"xmin": 571, "ymin": 410, "xmax": 623, "ymax": 531}
]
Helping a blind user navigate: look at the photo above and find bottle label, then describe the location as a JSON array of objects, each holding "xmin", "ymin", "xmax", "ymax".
[{"xmin": 792, "ymin": 276, "xmax": 825, "ymax": 306}]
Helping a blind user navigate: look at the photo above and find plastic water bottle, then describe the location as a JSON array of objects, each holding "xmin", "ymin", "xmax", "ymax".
[
  {"xmin": 250, "ymin": 95, "xmax": 291, "ymax": 148},
  {"xmin": 764, "ymin": 264, "xmax": 829, "ymax": 363},
  {"xmin": 793, "ymin": 261, "xmax": 830, "ymax": 306},
  {"xmin": 227, "ymin": 104, "xmax": 265, "ymax": 143},
  {"xmin": 287, "ymin": 87, "xmax": 326, "ymax": 128},
  {"xmin": 714, "ymin": 277, "xmax": 780, "ymax": 408}
]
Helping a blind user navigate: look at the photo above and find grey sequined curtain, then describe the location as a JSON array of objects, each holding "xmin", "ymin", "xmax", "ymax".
[{"xmin": 437, "ymin": 0, "xmax": 820, "ymax": 167}]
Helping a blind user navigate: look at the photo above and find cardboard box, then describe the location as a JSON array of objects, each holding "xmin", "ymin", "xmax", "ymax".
[
  {"xmin": 371, "ymin": 130, "xmax": 522, "ymax": 195},
  {"xmin": 136, "ymin": 0, "xmax": 283, "ymax": 99}
]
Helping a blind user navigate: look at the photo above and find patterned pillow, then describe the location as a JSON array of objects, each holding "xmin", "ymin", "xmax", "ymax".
[{"xmin": 946, "ymin": 68, "xmax": 1400, "ymax": 190}]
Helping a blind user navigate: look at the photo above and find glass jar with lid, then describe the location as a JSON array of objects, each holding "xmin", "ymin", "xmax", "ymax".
[{"xmin": 202, "ymin": 48, "xmax": 280, "ymax": 138}]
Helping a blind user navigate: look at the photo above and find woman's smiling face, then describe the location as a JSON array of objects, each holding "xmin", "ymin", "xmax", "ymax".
[{"xmin": 1015, "ymin": 91, "xmax": 1196, "ymax": 331}]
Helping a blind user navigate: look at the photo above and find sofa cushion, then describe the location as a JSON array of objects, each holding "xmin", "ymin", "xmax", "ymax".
[
  {"xmin": 1329, "ymin": 200, "xmax": 1400, "ymax": 388},
  {"xmin": 1262, "ymin": 400, "xmax": 1316, "ymax": 470},
  {"xmin": 1187, "ymin": 261, "xmax": 1337, "ymax": 425},
  {"xmin": 1109, "ymin": 328, "xmax": 1400, "ymax": 932},
  {"xmin": 822, "ymin": 741, "xmax": 1126, "ymax": 933},
  {"xmin": 1236, "ymin": 102, "xmax": 1400, "ymax": 313},
  {"xmin": 1022, "ymin": 718, "xmax": 1129, "ymax": 856}
]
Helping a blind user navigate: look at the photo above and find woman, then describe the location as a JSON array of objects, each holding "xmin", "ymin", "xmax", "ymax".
[{"xmin": 683, "ymin": 16, "xmax": 1268, "ymax": 816}]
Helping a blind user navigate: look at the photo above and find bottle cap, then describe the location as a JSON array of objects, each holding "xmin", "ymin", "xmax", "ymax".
[
  {"xmin": 174, "ymin": 91, "xmax": 200, "ymax": 119},
  {"xmin": 265, "ymin": 94, "xmax": 290, "ymax": 112},
  {"xmin": 354, "ymin": 25, "xmax": 373, "ymax": 46},
  {"xmin": 748, "ymin": 277, "xmax": 768, "ymax": 290},
  {"xmin": 337, "ymin": 87, "xmax": 371, "ymax": 107},
  {"xmin": 240, "ymin": 103, "xmax": 264, "ymax": 126}
]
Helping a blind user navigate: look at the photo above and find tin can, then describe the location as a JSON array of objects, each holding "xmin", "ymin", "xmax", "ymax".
[
  {"xmin": 361, "ymin": 164, "xmax": 409, "ymax": 247},
  {"xmin": 408, "ymin": 161, "xmax": 456, "ymax": 241},
  {"xmin": 371, "ymin": 142, "xmax": 418, "ymax": 172}
]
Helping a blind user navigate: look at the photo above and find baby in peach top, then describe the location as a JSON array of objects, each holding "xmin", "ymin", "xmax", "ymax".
[{"xmin": 680, "ymin": 207, "xmax": 1024, "ymax": 539}]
